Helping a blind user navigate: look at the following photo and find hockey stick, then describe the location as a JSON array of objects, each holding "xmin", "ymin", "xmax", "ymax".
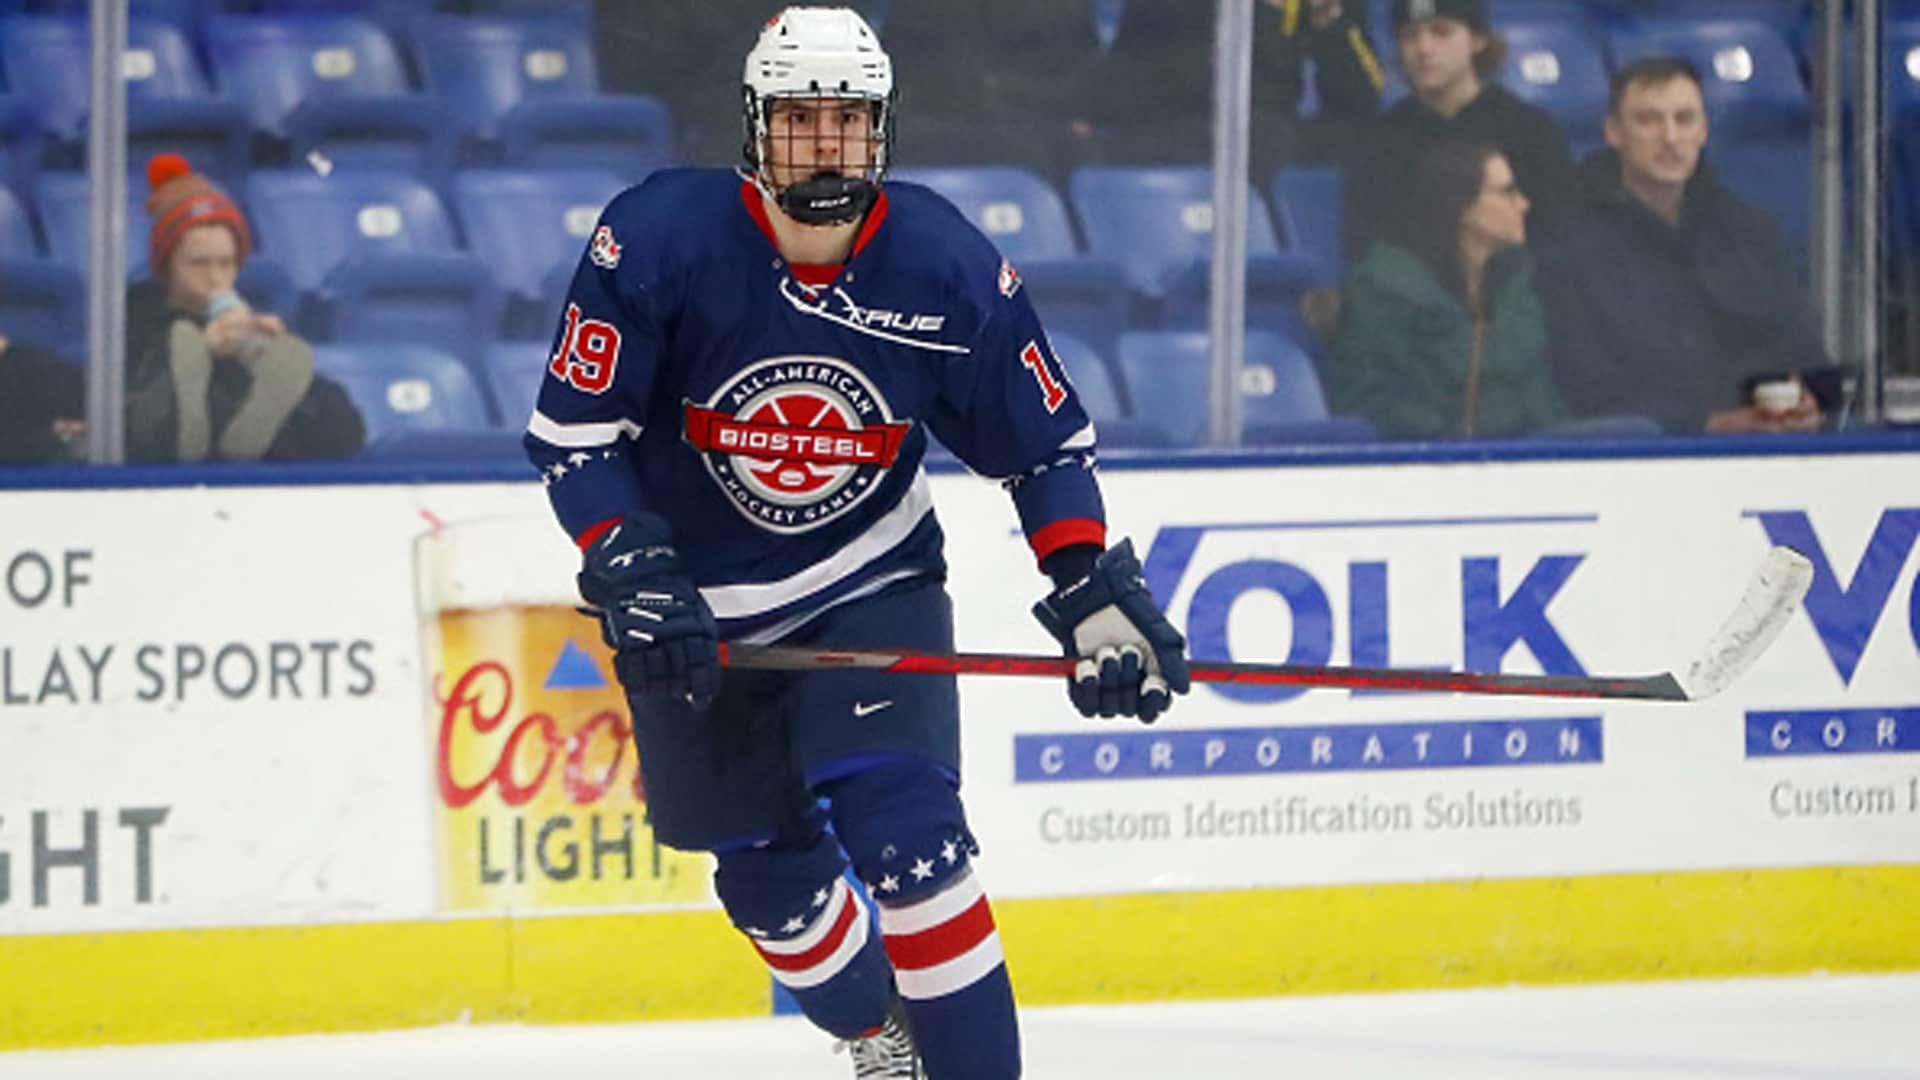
[{"xmin": 720, "ymin": 546, "xmax": 1814, "ymax": 703}]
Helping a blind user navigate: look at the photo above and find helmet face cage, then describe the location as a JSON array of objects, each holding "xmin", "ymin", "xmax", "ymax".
[{"xmin": 743, "ymin": 87, "xmax": 895, "ymax": 220}]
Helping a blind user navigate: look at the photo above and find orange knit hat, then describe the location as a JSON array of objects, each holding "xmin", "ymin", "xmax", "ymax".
[{"xmin": 146, "ymin": 152, "xmax": 251, "ymax": 276}]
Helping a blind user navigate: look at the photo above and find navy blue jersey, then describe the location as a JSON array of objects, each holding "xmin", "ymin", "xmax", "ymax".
[{"xmin": 526, "ymin": 168, "xmax": 1106, "ymax": 642}]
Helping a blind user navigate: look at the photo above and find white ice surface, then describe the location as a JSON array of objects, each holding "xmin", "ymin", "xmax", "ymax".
[{"xmin": 5, "ymin": 973, "xmax": 1917, "ymax": 1079}]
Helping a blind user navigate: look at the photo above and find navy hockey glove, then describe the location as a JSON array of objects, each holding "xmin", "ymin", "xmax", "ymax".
[
  {"xmin": 1031, "ymin": 539, "xmax": 1191, "ymax": 723},
  {"xmin": 577, "ymin": 514, "xmax": 721, "ymax": 709}
]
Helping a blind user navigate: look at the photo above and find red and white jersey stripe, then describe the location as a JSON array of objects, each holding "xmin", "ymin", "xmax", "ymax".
[
  {"xmin": 751, "ymin": 877, "xmax": 872, "ymax": 990},
  {"xmin": 879, "ymin": 869, "xmax": 1005, "ymax": 1000}
]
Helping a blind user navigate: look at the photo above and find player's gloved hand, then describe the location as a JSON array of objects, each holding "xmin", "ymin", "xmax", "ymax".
[
  {"xmin": 577, "ymin": 513, "xmax": 720, "ymax": 708},
  {"xmin": 1031, "ymin": 539, "xmax": 1191, "ymax": 723}
]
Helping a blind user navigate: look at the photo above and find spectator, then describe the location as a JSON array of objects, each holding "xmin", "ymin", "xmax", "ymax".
[
  {"xmin": 1328, "ymin": 140, "xmax": 1566, "ymax": 439},
  {"xmin": 1342, "ymin": 0, "xmax": 1576, "ymax": 258},
  {"xmin": 0, "ymin": 333, "xmax": 85, "ymax": 465},
  {"xmin": 1080, "ymin": 0, "xmax": 1383, "ymax": 179},
  {"xmin": 1258, "ymin": 0, "xmax": 1387, "ymax": 169},
  {"xmin": 1537, "ymin": 57, "xmax": 1832, "ymax": 434},
  {"xmin": 127, "ymin": 153, "xmax": 363, "ymax": 463}
]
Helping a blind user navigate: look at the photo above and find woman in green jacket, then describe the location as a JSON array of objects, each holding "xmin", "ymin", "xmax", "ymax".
[{"xmin": 1329, "ymin": 139, "xmax": 1567, "ymax": 439}]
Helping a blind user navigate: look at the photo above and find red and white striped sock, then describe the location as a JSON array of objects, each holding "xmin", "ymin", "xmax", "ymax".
[
  {"xmin": 878, "ymin": 868, "xmax": 1005, "ymax": 1000},
  {"xmin": 750, "ymin": 875, "xmax": 873, "ymax": 991}
]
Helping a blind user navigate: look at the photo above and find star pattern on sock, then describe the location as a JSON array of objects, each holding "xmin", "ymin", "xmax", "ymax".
[
  {"xmin": 813, "ymin": 886, "xmax": 831, "ymax": 908},
  {"xmin": 874, "ymin": 874, "xmax": 901, "ymax": 894},
  {"xmin": 940, "ymin": 840, "xmax": 959, "ymax": 865},
  {"xmin": 783, "ymin": 915, "xmax": 807, "ymax": 933},
  {"xmin": 910, "ymin": 858, "xmax": 935, "ymax": 881}
]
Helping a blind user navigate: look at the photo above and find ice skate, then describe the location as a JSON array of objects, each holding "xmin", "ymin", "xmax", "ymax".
[{"xmin": 834, "ymin": 1002, "xmax": 923, "ymax": 1079}]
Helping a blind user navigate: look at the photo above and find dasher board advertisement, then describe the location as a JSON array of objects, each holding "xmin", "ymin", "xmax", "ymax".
[
  {"xmin": 937, "ymin": 454, "xmax": 1920, "ymax": 897},
  {"xmin": 2, "ymin": 451, "xmax": 1917, "ymax": 935}
]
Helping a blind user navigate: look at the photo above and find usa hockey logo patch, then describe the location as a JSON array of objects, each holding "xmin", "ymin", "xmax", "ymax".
[
  {"xmin": 589, "ymin": 225, "xmax": 622, "ymax": 269},
  {"xmin": 683, "ymin": 356, "xmax": 913, "ymax": 534}
]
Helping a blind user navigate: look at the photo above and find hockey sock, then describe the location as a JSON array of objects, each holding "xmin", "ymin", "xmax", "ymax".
[
  {"xmin": 715, "ymin": 837, "xmax": 895, "ymax": 1039},
  {"xmin": 878, "ymin": 867, "xmax": 1020, "ymax": 1079},
  {"xmin": 823, "ymin": 760, "xmax": 1021, "ymax": 1079}
]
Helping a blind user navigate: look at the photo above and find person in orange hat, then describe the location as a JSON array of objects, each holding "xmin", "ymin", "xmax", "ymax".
[{"xmin": 126, "ymin": 152, "xmax": 362, "ymax": 463}]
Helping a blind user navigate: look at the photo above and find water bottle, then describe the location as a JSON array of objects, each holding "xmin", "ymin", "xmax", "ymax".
[{"xmin": 206, "ymin": 290, "xmax": 267, "ymax": 359}]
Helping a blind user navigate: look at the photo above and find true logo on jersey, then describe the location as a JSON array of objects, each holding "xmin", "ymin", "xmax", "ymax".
[
  {"xmin": 998, "ymin": 259, "xmax": 1022, "ymax": 298},
  {"xmin": 589, "ymin": 225, "xmax": 622, "ymax": 270},
  {"xmin": 683, "ymin": 355, "xmax": 914, "ymax": 534}
]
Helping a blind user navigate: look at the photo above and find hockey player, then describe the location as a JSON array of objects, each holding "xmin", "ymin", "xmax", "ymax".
[{"xmin": 525, "ymin": 7, "xmax": 1190, "ymax": 1077}]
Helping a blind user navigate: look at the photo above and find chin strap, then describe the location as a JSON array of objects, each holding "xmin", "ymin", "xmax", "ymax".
[{"xmin": 776, "ymin": 174, "xmax": 878, "ymax": 226}]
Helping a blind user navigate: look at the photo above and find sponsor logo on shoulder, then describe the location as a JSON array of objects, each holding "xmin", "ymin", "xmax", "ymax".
[
  {"xmin": 998, "ymin": 259, "xmax": 1022, "ymax": 298},
  {"xmin": 589, "ymin": 225, "xmax": 622, "ymax": 269}
]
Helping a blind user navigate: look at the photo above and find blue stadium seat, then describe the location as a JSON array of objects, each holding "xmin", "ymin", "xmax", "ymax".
[
  {"xmin": 0, "ymin": 181, "xmax": 37, "ymax": 257},
  {"xmin": 0, "ymin": 180, "xmax": 83, "ymax": 356},
  {"xmin": 1022, "ymin": 266, "xmax": 1131, "ymax": 361},
  {"xmin": 537, "ymin": 256, "xmax": 575, "ymax": 343},
  {"xmin": 33, "ymin": 172, "xmax": 152, "ymax": 274},
  {"xmin": 1269, "ymin": 167, "xmax": 1343, "ymax": 276},
  {"xmin": 253, "ymin": 0, "xmax": 441, "ymax": 36},
  {"xmin": 451, "ymin": 167, "xmax": 625, "ymax": 302},
  {"xmin": 234, "ymin": 256, "xmax": 300, "ymax": 323},
  {"xmin": 1069, "ymin": 166, "xmax": 1281, "ymax": 299},
  {"xmin": 1607, "ymin": 18, "xmax": 1808, "ymax": 136},
  {"xmin": 24, "ymin": 0, "xmax": 219, "ymax": 26},
  {"xmin": 1891, "ymin": 17, "xmax": 1920, "ymax": 123},
  {"xmin": 325, "ymin": 254, "xmax": 504, "ymax": 390},
  {"xmin": 409, "ymin": 15, "xmax": 606, "ymax": 144},
  {"xmin": 312, "ymin": 343, "xmax": 494, "ymax": 448},
  {"xmin": 1115, "ymin": 330, "xmax": 1374, "ymax": 447},
  {"xmin": 1638, "ymin": 1, "xmax": 1808, "ymax": 35},
  {"xmin": 0, "ymin": 16, "xmax": 250, "ymax": 180},
  {"xmin": 244, "ymin": 169, "xmax": 461, "ymax": 294},
  {"xmin": 205, "ymin": 14, "xmax": 451, "ymax": 175},
  {"xmin": 498, "ymin": 95, "xmax": 675, "ymax": 176},
  {"xmin": 483, "ymin": 338, "xmax": 545, "ymax": 429},
  {"xmin": 247, "ymin": 169, "xmax": 502, "ymax": 370},
  {"xmin": 470, "ymin": 0, "xmax": 592, "ymax": 19},
  {"xmin": 889, "ymin": 166, "xmax": 1131, "ymax": 355},
  {"xmin": 363, "ymin": 427, "xmax": 529, "ymax": 463},
  {"xmin": 0, "ymin": 93, "xmax": 25, "ymax": 185},
  {"xmin": 1044, "ymin": 330, "xmax": 1171, "ymax": 449},
  {"xmin": 1498, "ymin": 21, "xmax": 1611, "ymax": 146},
  {"xmin": 888, "ymin": 166, "xmax": 1081, "ymax": 261},
  {"xmin": 0, "ymin": 259, "xmax": 82, "ymax": 357},
  {"xmin": 1047, "ymin": 331, "xmax": 1121, "ymax": 420},
  {"xmin": 1161, "ymin": 252, "xmax": 1326, "ymax": 347}
]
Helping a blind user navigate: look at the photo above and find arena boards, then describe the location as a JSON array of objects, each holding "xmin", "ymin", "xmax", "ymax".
[{"xmin": 3, "ymin": 447, "xmax": 1917, "ymax": 1047}]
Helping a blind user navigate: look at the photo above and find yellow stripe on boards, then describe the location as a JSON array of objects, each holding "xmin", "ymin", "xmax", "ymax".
[
  {"xmin": 0, "ymin": 909, "xmax": 762, "ymax": 1051},
  {"xmin": 995, "ymin": 865, "xmax": 1920, "ymax": 1003},
  {"xmin": 4, "ymin": 865, "xmax": 1917, "ymax": 1050}
]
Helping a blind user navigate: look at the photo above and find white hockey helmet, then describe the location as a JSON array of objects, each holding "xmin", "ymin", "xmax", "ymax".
[{"xmin": 742, "ymin": 6, "xmax": 896, "ymax": 225}]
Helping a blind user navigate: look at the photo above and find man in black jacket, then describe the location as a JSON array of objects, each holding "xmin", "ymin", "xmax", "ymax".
[
  {"xmin": 1342, "ymin": 0, "xmax": 1576, "ymax": 258},
  {"xmin": 1536, "ymin": 57, "xmax": 1832, "ymax": 434}
]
